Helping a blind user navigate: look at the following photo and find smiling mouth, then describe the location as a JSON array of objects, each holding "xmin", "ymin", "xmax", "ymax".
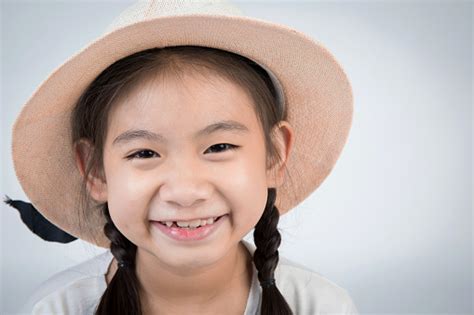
[{"xmin": 156, "ymin": 214, "xmax": 227, "ymax": 229}]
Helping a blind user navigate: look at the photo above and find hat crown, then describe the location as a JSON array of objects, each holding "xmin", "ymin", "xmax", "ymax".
[
  {"xmin": 104, "ymin": 0, "xmax": 243, "ymax": 34},
  {"xmin": 104, "ymin": 0, "xmax": 286, "ymax": 114}
]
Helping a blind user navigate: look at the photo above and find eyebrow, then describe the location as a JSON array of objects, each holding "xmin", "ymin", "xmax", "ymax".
[{"xmin": 112, "ymin": 120, "xmax": 250, "ymax": 146}]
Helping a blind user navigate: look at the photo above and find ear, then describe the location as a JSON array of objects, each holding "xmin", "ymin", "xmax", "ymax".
[
  {"xmin": 74, "ymin": 139, "xmax": 108, "ymax": 203},
  {"xmin": 266, "ymin": 121, "xmax": 295, "ymax": 188}
]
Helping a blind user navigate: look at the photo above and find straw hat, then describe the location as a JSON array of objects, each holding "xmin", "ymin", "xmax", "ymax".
[{"xmin": 10, "ymin": 0, "xmax": 353, "ymax": 248}]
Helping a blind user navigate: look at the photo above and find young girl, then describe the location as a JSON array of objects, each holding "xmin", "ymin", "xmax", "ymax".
[{"xmin": 9, "ymin": 1, "xmax": 358, "ymax": 314}]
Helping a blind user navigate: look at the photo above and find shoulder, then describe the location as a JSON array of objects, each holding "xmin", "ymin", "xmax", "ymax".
[
  {"xmin": 275, "ymin": 256, "xmax": 359, "ymax": 314},
  {"xmin": 241, "ymin": 240, "xmax": 358, "ymax": 315},
  {"xmin": 19, "ymin": 250, "xmax": 113, "ymax": 315}
]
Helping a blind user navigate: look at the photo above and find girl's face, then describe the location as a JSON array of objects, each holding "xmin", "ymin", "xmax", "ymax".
[{"xmin": 96, "ymin": 71, "xmax": 283, "ymax": 270}]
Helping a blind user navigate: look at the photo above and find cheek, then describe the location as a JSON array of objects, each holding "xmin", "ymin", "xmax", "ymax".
[
  {"xmin": 223, "ymin": 144, "xmax": 268, "ymax": 191},
  {"xmin": 105, "ymin": 158, "xmax": 157, "ymax": 205},
  {"xmin": 219, "ymin": 152, "xmax": 268, "ymax": 229},
  {"xmin": 104, "ymin": 168, "xmax": 153, "ymax": 239}
]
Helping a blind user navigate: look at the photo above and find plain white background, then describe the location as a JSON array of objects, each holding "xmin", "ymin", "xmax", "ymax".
[{"xmin": 1, "ymin": 0, "xmax": 472, "ymax": 314}]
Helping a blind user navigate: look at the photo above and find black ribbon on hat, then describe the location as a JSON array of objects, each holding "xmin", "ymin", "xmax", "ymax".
[{"xmin": 4, "ymin": 195, "xmax": 77, "ymax": 243}]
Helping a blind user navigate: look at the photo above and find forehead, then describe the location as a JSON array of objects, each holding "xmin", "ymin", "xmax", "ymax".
[{"xmin": 107, "ymin": 72, "xmax": 260, "ymax": 141}]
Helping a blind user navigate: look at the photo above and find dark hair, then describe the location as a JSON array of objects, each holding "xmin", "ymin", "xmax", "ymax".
[{"xmin": 70, "ymin": 45, "xmax": 297, "ymax": 315}]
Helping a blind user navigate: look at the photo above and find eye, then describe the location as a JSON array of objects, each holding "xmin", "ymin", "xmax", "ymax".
[
  {"xmin": 205, "ymin": 143, "xmax": 240, "ymax": 154},
  {"xmin": 126, "ymin": 149, "xmax": 159, "ymax": 160},
  {"xmin": 126, "ymin": 144, "xmax": 240, "ymax": 160}
]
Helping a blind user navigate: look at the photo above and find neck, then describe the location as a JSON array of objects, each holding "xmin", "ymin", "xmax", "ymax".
[{"xmin": 136, "ymin": 241, "xmax": 253, "ymax": 313}]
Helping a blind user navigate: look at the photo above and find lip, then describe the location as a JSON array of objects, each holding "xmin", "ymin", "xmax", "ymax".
[{"xmin": 151, "ymin": 214, "xmax": 228, "ymax": 242}]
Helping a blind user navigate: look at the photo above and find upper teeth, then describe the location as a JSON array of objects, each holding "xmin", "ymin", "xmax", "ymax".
[{"xmin": 162, "ymin": 217, "xmax": 217, "ymax": 228}]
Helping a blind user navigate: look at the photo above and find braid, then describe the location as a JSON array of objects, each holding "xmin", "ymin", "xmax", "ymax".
[
  {"xmin": 94, "ymin": 203, "xmax": 142, "ymax": 315},
  {"xmin": 253, "ymin": 187, "xmax": 293, "ymax": 315},
  {"xmin": 103, "ymin": 203, "xmax": 136, "ymax": 269}
]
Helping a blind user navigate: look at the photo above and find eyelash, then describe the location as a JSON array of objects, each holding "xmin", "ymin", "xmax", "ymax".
[{"xmin": 125, "ymin": 143, "xmax": 240, "ymax": 160}]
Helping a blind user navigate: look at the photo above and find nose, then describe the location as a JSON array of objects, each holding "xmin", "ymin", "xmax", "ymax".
[{"xmin": 159, "ymin": 157, "xmax": 212, "ymax": 209}]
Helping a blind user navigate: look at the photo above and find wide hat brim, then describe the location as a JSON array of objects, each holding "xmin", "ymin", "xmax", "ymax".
[{"xmin": 11, "ymin": 13, "xmax": 353, "ymax": 249}]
